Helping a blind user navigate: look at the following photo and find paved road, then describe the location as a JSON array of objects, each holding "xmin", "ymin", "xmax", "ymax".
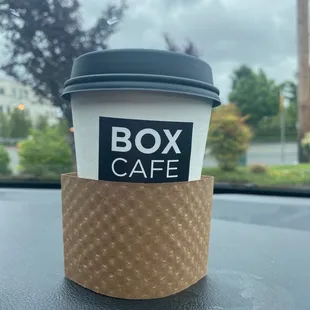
[
  {"xmin": 204, "ymin": 142, "xmax": 298, "ymax": 167},
  {"xmin": 4, "ymin": 142, "xmax": 298, "ymax": 174}
]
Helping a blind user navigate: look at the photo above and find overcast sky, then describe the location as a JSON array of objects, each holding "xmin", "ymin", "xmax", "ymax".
[
  {"xmin": 83, "ymin": 0, "xmax": 298, "ymax": 101},
  {"xmin": 1, "ymin": 0, "xmax": 298, "ymax": 101}
]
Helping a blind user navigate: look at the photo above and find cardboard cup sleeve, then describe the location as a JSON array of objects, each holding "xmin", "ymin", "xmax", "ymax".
[{"xmin": 61, "ymin": 173, "xmax": 214, "ymax": 299}]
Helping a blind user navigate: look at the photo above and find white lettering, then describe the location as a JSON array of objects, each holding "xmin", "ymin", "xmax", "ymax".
[
  {"xmin": 129, "ymin": 159, "xmax": 147, "ymax": 178},
  {"xmin": 150, "ymin": 160, "xmax": 164, "ymax": 178},
  {"xmin": 135, "ymin": 128, "xmax": 161, "ymax": 154},
  {"xmin": 111, "ymin": 127, "xmax": 132, "ymax": 152},
  {"xmin": 167, "ymin": 160, "xmax": 179, "ymax": 178},
  {"xmin": 111, "ymin": 158, "xmax": 127, "ymax": 177},
  {"xmin": 162, "ymin": 130, "xmax": 182, "ymax": 154}
]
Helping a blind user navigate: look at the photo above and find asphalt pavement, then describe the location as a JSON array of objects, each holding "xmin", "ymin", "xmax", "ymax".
[
  {"xmin": 204, "ymin": 141, "xmax": 298, "ymax": 167},
  {"xmin": 5, "ymin": 142, "xmax": 298, "ymax": 174}
]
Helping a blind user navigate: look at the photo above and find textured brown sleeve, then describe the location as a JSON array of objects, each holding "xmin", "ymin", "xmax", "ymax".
[{"xmin": 61, "ymin": 173, "xmax": 214, "ymax": 299}]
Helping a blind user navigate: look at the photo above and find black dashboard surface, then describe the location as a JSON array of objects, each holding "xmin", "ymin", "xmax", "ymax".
[{"xmin": 0, "ymin": 189, "xmax": 309, "ymax": 310}]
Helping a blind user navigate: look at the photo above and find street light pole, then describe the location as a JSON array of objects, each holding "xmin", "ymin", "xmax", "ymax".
[{"xmin": 280, "ymin": 94, "xmax": 286, "ymax": 163}]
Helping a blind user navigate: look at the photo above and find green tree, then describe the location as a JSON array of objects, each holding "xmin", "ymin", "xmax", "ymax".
[
  {"xmin": 18, "ymin": 126, "xmax": 73, "ymax": 179},
  {"xmin": 164, "ymin": 33, "xmax": 199, "ymax": 57},
  {"xmin": 280, "ymin": 80, "xmax": 297, "ymax": 103},
  {"xmin": 9, "ymin": 108, "xmax": 32, "ymax": 138},
  {"xmin": 231, "ymin": 65, "xmax": 255, "ymax": 89},
  {"xmin": 286, "ymin": 102, "xmax": 297, "ymax": 132},
  {"xmin": 49, "ymin": 118, "xmax": 71, "ymax": 138},
  {"xmin": 280, "ymin": 80, "xmax": 297, "ymax": 134},
  {"xmin": 36, "ymin": 115, "xmax": 49, "ymax": 131},
  {"xmin": 0, "ymin": 0, "xmax": 127, "ymax": 163},
  {"xmin": 229, "ymin": 66, "xmax": 279, "ymax": 127},
  {"xmin": 0, "ymin": 144, "xmax": 11, "ymax": 176},
  {"xmin": 256, "ymin": 113, "xmax": 297, "ymax": 141},
  {"xmin": 255, "ymin": 79, "xmax": 298, "ymax": 142},
  {"xmin": 0, "ymin": 111, "xmax": 11, "ymax": 138}
]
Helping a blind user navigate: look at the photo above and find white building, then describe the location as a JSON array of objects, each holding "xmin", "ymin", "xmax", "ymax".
[{"xmin": 0, "ymin": 79, "xmax": 60, "ymax": 125}]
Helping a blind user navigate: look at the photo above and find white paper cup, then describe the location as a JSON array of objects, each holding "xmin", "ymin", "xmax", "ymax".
[{"xmin": 62, "ymin": 49, "xmax": 221, "ymax": 183}]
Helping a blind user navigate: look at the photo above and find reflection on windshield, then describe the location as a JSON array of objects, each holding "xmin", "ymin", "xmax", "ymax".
[{"xmin": 0, "ymin": 0, "xmax": 309, "ymax": 190}]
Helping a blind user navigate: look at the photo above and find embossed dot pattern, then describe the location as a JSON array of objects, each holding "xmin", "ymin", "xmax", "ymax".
[{"xmin": 61, "ymin": 173, "xmax": 214, "ymax": 299}]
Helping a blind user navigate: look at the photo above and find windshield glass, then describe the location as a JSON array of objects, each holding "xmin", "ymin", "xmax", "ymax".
[{"xmin": 0, "ymin": 0, "xmax": 309, "ymax": 190}]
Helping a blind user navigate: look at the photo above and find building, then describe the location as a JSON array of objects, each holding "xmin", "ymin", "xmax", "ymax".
[{"xmin": 0, "ymin": 79, "xmax": 60, "ymax": 125}]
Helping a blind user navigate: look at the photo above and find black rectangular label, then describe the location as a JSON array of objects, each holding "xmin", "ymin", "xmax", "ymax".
[{"xmin": 98, "ymin": 117, "xmax": 193, "ymax": 183}]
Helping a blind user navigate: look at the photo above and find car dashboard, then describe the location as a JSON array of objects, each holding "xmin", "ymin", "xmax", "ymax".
[{"xmin": 0, "ymin": 189, "xmax": 309, "ymax": 310}]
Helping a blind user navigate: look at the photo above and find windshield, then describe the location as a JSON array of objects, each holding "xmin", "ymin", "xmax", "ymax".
[{"xmin": 0, "ymin": 0, "xmax": 309, "ymax": 191}]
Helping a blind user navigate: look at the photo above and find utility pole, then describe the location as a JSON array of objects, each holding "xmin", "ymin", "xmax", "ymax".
[
  {"xmin": 280, "ymin": 93, "xmax": 286, "ymax": 163},
  {"xmin": 297, "ymin": 0, "xmax": 310, "ymax": 162}
]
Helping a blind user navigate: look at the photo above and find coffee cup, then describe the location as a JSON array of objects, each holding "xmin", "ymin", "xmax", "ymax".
[{"xmin": 62, "ymin": 49, "xmax": 221, "ymax": 183}]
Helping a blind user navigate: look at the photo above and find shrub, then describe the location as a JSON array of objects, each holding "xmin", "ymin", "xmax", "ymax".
[
  {"xmin": 0, "ymin": 145, "xmax": 11, "ymax": 176},
  {"xmin": 18, "ymin": 127, "xmax": 73, "ymax": 179},
  {"xmin": 250, "ymin": 163, "xmax": 268, "ymax": 174},
  {"xmin": 207, "ymin": 104, "xmax": 252, "ymax": 171}
]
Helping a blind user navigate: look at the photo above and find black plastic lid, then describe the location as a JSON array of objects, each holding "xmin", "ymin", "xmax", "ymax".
[{"xmin": 61, "ymin": 49, "xmax": 221, "ymax": 107}]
